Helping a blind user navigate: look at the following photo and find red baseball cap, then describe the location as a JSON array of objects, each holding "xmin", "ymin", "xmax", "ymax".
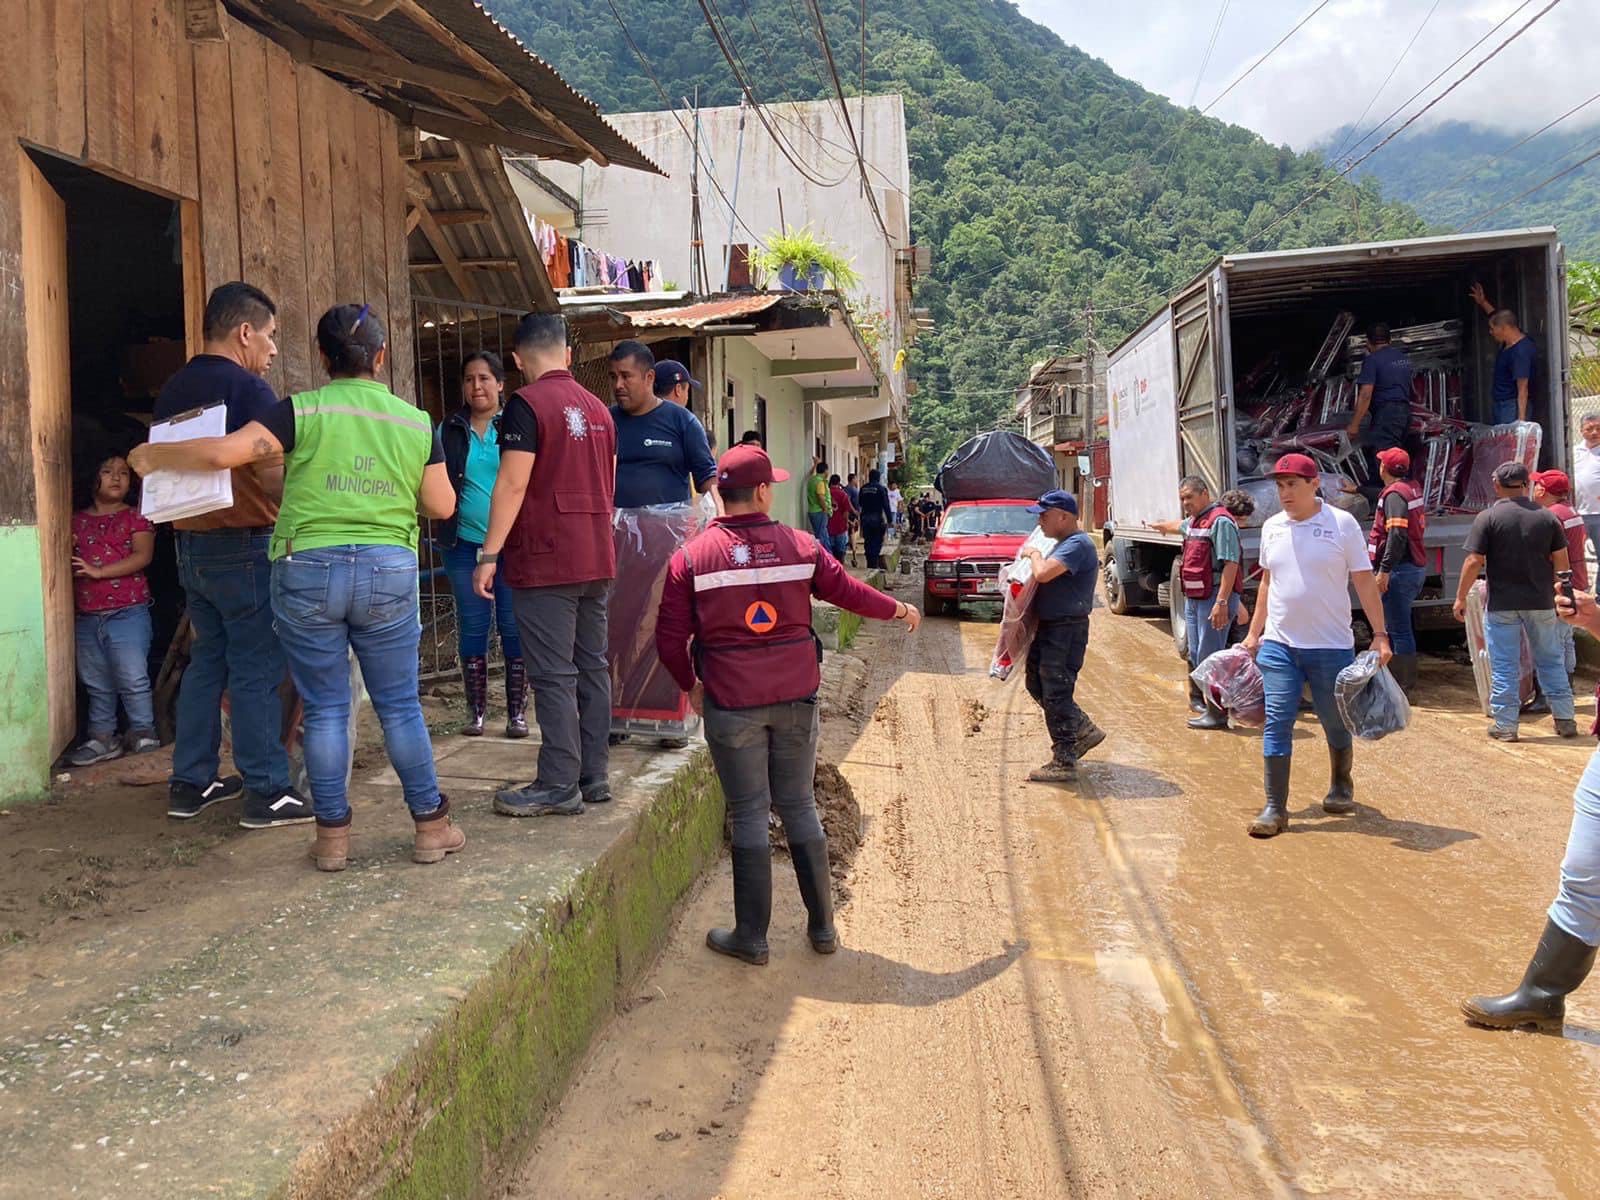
[
  {"xmin": 1269, "ymin": 452, "xmax": 1318, "ymax": 480},
  {"xmin": 1533, "ymin": 469, "xmax": 1572, "ymax": 497},
  {"xmin": 716, "ymin": 444, "xmax": 790, "ymax": 489},
  {"xmin": 1375, "ymin": 447, "xmax": 1411, "ymax": 474}
]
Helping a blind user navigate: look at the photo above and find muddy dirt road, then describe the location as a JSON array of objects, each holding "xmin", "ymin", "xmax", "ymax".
[{"xmin": 512, "ymin": 590, "xmax": 1600, "ymax": 1199}]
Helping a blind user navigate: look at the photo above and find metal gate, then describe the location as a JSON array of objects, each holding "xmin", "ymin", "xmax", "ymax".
[
  {"xmin": 1172, "ymin": 273, "xmax": 1226, "ymax": 495},
  {"xmin": 411, "ymin": 294, "xmax": 529, "ymax": 682}
]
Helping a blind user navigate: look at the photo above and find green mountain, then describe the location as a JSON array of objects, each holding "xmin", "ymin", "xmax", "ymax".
[
  {"xmin": 1325, "ymin": 121, "xmax": 1600, "ymax": 259},
  {"xmin": 487, "ymin": 0, "xmax": 1426, "ymax": 454}
]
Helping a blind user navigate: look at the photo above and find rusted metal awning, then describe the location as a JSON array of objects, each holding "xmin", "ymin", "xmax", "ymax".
[
  {"xmin": 222, "ymin": 0, "xmax": 660, "ymax": 173},
  {"xmin": 624, "ymin": 294, "xmax": 784, "ymax": 330}
]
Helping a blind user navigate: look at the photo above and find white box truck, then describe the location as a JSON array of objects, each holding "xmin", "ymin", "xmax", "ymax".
[{"xmin": 1100, "ymin": 228, "xmax": 1572, "ymax": 657}]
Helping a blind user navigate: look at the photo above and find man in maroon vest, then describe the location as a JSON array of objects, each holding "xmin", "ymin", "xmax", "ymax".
[
  {"xmin": 1533, "ymin": 469, "xmax": 1590, "ymax": 683},
  {"xmin": 1368, "ymin": 448, "xmax": 1428, "ymax": 695},
  {"xmin": 474, "ymin": 314, "xmax": 618, "ymax": 816},
  {"xmin": 656, "ymin": 444, "xmax": 921, "ymax": 964}
]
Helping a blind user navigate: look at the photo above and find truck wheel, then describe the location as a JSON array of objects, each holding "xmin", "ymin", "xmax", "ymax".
[
  {"xmin": 1167, "ymin": 559, "xmax": 1189, "ymax": 662},
  {"xmin": 1103, "ymin": 552, "xmax": 1132, "ymax": 615}
]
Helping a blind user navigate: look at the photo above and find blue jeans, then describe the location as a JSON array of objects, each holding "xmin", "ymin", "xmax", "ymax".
[
  {"xmin": 75, "ymin": 605, "xmax": 155, "ymax": 736},
  {"xmin": 808, "ymin": 510, "xmax": 829, "ymax": 542},
  {"xmin": 1491, "ymin": 399, "xmax": 1519, "ymax": 425},
  {"xmin": 1380, "ymin": 561, "xmax": 1425, "ymax": 657},
  {"xmin": 1551, "ymin": 748, "xmax": 1600, "ymax": 946},
  {"xmin": 271, "ymin": 546, "xmax": 440, "ymax": 824},
  {"xmin": 174, "ymin": 530, "xmax": 290, "ymax": 794},
  {"xmin": 829, "ymin": 531, "xmax": 849, "ymax": 560},
  {"xmin": 1485, "ymin": 609, "xmax": 1574, "ymax": 729},
  {"xmin": 1257, "ymin": 640, "xmax": 1354, "ymax": 758},
  {"xmin": 1185, "ymin": 594, "xmax": 1239, "ymax": 670},
  {"xmin": 442, "ymin": 538, "xmax": 520, "ymax": 660}
]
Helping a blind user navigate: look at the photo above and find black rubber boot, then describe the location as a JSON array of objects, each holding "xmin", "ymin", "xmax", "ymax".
[
  {"xmin": 1187, "ymin": 678, "xmax": 1206, "ymax": 714},
  {"xmin": 1462, "ymin": 918, "xmax": 1598, "ymax": 1031},
  {"xmin": 1187, "ymin": 701, "xmax": 1229, "ymax": 731},
  {"xmin": 504, "ymin": 656, "xmax": 530, "ymax": 739},
  {"xmin": 789, "ymin": 839, "xmax": 837, "ymax": 954},
  {"xmin": 461, "ymin": 656, "xmax": 487, "ymax": 736},
  {"xmin": 707, "ymin": 846, "xmax": 772, "ymax": 965},
  {"xmin": 1390, "ymin": 653, "xmax": 1418, "ymax": 697},
  {"xmin": 1322, "ymin": 745, "xmax": 1355, "ymax": 814},
  {"xmin": 1249, "ymin": 755, "xmax": 1292, "ymax": 838}
]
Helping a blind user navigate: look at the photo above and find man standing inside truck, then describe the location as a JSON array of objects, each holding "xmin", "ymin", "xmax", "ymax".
[
  {"xmin": 1149, "ymin": 475, "xmax": 1243, "ymax": 729},
  {"xmin": 1345, "ymin": 323, "xmax": 1414, "ymax": 456},
  {"xmin": 1469, "ymin": 283, "xmax": 1538, "ymax": 425}
]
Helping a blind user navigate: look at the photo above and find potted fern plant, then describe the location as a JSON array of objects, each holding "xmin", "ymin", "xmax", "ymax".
[{"xmin": 752, "ymin": 227, "xmax": 862, "ymax": 293}]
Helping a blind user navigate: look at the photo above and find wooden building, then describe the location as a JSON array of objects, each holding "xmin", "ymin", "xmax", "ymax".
[{"xmin": 0, "ymin": 0, "xmax": 654, "ymax": 805}]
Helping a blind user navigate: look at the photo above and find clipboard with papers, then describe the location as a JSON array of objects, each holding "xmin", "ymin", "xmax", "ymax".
[{"xmin": 140, "ymin": 404, "xmax": 234, "ymax": 523}]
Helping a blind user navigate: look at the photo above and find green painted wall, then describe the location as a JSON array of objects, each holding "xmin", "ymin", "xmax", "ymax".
[
  {"xmin": 0, "ymin": 524, "xmax": 51, "ymax": 806},
  {"xmin": 715, "ymin": 336, "xmax": 809, "ymax": 531}
]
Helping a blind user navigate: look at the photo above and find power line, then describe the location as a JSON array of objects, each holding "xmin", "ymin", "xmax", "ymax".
[
  {"xmin": 1331, "ymin": 0, "xmax": 1535, "ymax": 171},
  {"xmin": 1328, "ymin": 0, "xmax": 1441, "ymax": 164},
  {"xmin": 1247, "ymin": 0, "xmax": 1564, "ymax": 249},
  {"xmin": 1412, "ymin": 89, "xmax": 1600, "ymax": 210},
  {"xmin": 802, "ymin": 0, "xmax": 894, "ymax": 242}
]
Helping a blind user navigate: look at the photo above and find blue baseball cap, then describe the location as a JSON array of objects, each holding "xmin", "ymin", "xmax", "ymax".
[
  {"xmin": 1027, "ymin": 489, "xmax": 1078, "ymax": 515},
  {"xmin": 653, "ymin": 359, "xmax": 701, "ymax": 396}
]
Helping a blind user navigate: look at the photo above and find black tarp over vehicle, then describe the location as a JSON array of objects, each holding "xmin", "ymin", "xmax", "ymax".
[{"xmin": 936, "ymin": 431, "xmax": 1058, "ymax": 501}]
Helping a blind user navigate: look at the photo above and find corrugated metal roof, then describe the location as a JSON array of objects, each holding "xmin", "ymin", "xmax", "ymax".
[
  {"xmin": 625, "ymin": 295, "xmax": 784, "ymax": 329},
  {"xmin": 227, "ymin": 1, "xmax": 660, "ymax": 174}
]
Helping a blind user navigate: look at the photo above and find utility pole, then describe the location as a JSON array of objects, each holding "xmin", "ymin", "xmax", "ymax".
[{"xmin": 688, "ymin": 88, "xmax": 705, "ymax": 295}]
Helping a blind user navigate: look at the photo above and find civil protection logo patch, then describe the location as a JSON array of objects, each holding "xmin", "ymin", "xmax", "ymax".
[{"xmin": 744, "ymin": 601, "xmax": 778, "ymax": 632}]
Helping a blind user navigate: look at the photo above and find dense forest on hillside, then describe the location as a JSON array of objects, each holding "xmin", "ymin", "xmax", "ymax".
[
  {"xmin": 490, "ymin": 0, "xmax": 1426, "ymax": 454},
  {"xmin": 1328, "ymin": 121, "xmax": 1600, "ymax": 260}
]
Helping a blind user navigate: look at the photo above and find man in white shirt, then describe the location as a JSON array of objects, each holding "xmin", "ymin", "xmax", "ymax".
[
  {"xmin": 1571, "ymin": 412, "xmax": 1600, "ymax": 567},
  {"xmin": 887, "ymin": 483, "xmax": 902, "ymax": 530},
  {"xmin": 1242, "ymin": 454, "xmax": 1391, "ymax": 839}
]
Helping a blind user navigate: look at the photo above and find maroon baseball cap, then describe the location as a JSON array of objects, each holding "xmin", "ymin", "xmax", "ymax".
[
  {"xmin": 1269, "ymin": 452, "xmax": 1319, "ymax": 480},
  {"xmin": 1533, "ymin": 469, "xmax": 1572, "ymax": 497},
  {"xmin": 1375, "ymin": 447, "xmax": 1411, "ymax": 474},
  {"xmin": 716, "ymin": 444, "xmax": 790, "ymax": 489}
]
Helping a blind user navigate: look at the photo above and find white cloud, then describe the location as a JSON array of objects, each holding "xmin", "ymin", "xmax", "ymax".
[{"xmin": 1015, "ymin": 0, "xmax": 1600, "ymax": 149}]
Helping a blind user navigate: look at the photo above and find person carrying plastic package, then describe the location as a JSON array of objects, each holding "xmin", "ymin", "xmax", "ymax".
[
  {"xmin": 474, "ymin": 313, "xmax": 618, "ymax": 817},
  {"xmin": 1367, "ymin": 448, "xmax": 1427, "ymax": 697},
  {"xmin": 1462, "ymin": 581, "xmax": 1600, "ymax": 1032},
  {"xmin": 1018, "ymin": 490, "xmax": 1102, "ymax": 783},
  {"xmin": 1344, "ymin": 323, "xmax": 1414, "ymax": 457},
  {"xmin": 1532, "ymin": 469, "xmax": 1589, "ymax": 680},
  {"xmin": 1470, "ymin": 282, "xmax": 1539, "ymax": 426},
  {"xmin": 1452, "ymin": 461, "xmax": 1577, "ymax": 743},
  {"xmin": 129, "ymin": 304, "xmax": 462, "ymax": 872},
  {"xmin": 654, "ymin": 444, "xmax": 920, "ymax": 965},
  {"xmin": 1241, "ymin": 453, "xmax": 1392, "ymax": 839},
  {"xmin": 154, "ymin": 282, "xmax": 305, "ymax": 827},
  {"xmin": 438, "ymin": 351, "xmax": 528, "ymax": 739},
  {"xmin": 1149, "ymin": 475, "xmax": 1245, "ymax": 730}
]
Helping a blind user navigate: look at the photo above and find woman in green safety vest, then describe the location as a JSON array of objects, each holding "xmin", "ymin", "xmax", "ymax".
[{"xmin": 130, "ymin": 303, "xmax": 460, "ymax": 873}]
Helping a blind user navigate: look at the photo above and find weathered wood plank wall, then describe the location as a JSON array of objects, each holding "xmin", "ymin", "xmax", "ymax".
[{"xmin": 0, "ymin": 0, "xmax": 417, "ymax": 523}]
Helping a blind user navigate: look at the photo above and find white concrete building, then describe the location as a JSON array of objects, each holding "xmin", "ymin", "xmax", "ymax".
[{"xmin": 527, "ymin": 96, "xmax": 919, "ymax": 510}]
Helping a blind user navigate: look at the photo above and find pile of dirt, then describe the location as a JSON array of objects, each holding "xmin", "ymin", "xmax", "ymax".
[{"xmin": 719, "ymin": 760, "xmax": 863, "ymax": 899}]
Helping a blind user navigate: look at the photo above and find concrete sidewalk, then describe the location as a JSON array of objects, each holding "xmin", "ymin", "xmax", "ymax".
[{"xmin": 0, "ymin": 733, "xmax": 722, "ymax": 1199}]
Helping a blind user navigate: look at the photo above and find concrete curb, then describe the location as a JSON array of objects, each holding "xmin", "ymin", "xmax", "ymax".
[{"xmin": 280, "ymin": 751, "xmax": 725, "ymax": 1200}]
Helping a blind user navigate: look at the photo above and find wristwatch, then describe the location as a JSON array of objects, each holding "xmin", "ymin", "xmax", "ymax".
[{"xmin": 477, "ymin": 550, "xmax": 499, "ymax": 565}]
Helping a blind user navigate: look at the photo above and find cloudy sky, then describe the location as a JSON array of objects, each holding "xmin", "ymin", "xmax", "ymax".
[{"xmin": 1015, "ymin": 0, "xmax": 1597, "ymax": 149}]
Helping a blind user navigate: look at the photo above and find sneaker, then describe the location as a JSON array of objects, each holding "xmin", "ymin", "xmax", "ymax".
[
  {"xmin": 1555, "ymin": 718, "xmax": 1580, "ymax": 738},
  {"xmin": 1488, "ymin": 726, "xmax": 1519, "ymax": 743},
  {"xmin": 580, "ymin": 776, "xmax": 613, "ymax": 805},
  {"xmin": 494, "ymin": 782, "xmax": 583, "ymax": 817},
  {"xmin": 68, "ymin": 736, "xmax": 125, "ymax": 767},
  {"xmin": 239, "ymin": 787, "xmax": 315, "ymax": 829},
  {"xmin": 126, "ymin": 729, "xmax": 161, "ymax": 755},
  {"xmin": 1027, "ymin": 758, "xmax": 1077, "ymax": 784},
  {"xmin": 168, "ymin": 775, "xmax": 243, "ymax": 819}
]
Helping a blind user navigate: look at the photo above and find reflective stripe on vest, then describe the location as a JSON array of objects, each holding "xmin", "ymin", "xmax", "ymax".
[
  {"xmin": 1367, "ymin": 480, "xmax": 1426, "ymax": 567},
  {"xmin": 694, "ymin": 562, "xmax": 818, "ymax": 592},
  {"xmin": 1179, "ymin": 504, "xmax": 1241, "ymax": 599}
]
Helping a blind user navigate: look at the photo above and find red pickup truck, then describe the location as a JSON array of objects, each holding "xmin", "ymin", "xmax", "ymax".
[{"xmin": 921, "ymin": 498, "xmax": 1039, "ymax": 616}]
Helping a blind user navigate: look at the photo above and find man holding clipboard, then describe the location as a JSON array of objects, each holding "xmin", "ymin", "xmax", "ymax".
[{"xmin": 153, "ymin": 283, "xmax": 309, "ymax": 829}]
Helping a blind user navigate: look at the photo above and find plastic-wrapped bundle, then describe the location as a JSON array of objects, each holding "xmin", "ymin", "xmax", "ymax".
[
  {"xmin": 1462, "ymin": 579, "xmax": 1536, "ymax": 717},
  {"xmin": 610, "ymin": 504, "xmax": 702, "ymax": 731},
  {"xmin": 1462, "ymin": 422, "xmax": 1543, "ymax": 510},
  {"xmin": 1234, "ymin": 472, "xmax": 1363, "ymax": 527},
  {"xmin": 1191, "ymin": 647, "xmax": 1266, "ymax": 727},
  {"xmin": 1335, "ymin": 650, "xmax": 1411, "ymax": 740},
  {"xmin": 990, "ymin": 527, "xmax": 1059, "ymax": 680},
  {"xmin": 936, "ymin": 431, "xmax": 1057, "ymax": 502}
]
